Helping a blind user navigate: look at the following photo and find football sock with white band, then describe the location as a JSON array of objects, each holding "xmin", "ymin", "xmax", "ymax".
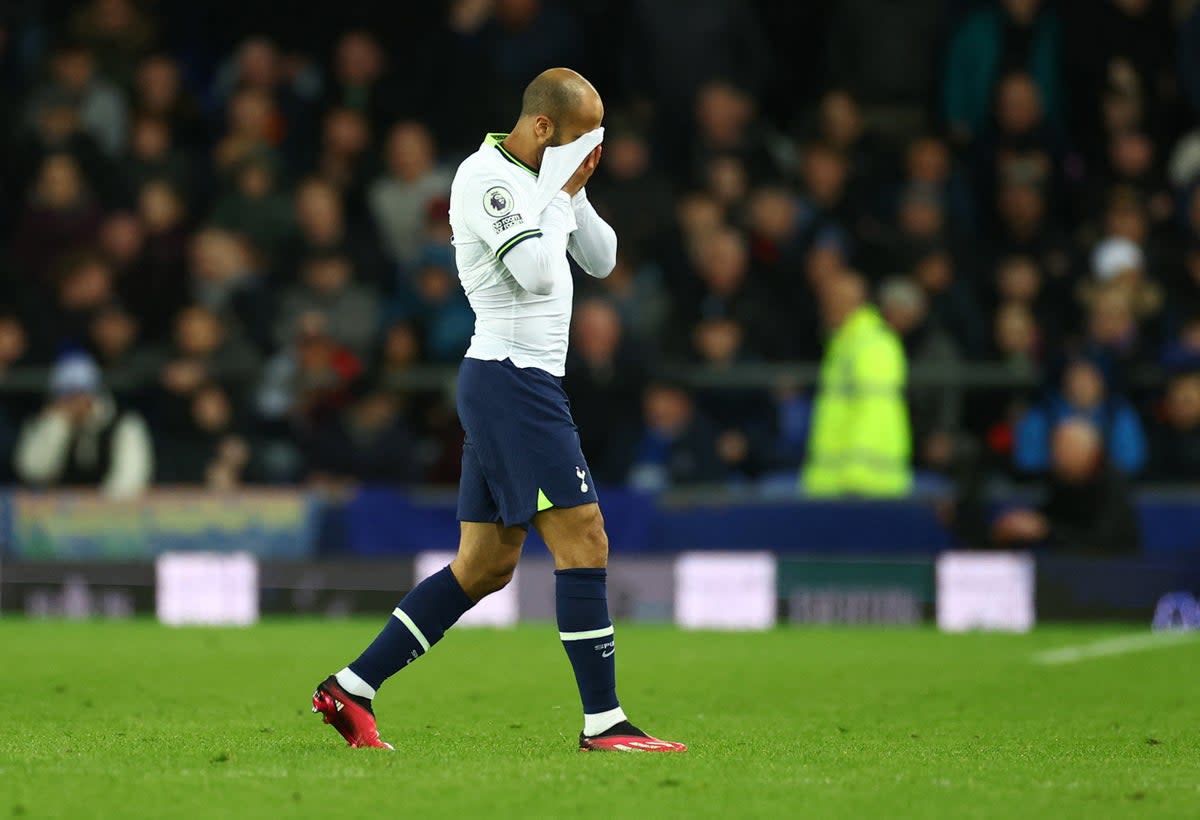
[
  {"xmin": 556, "ymin": 568, "xmax": 624, "ymax": 735},
  {"xmin": 346, "ymin": 565, "xmax": 475, "ymax": 694}
]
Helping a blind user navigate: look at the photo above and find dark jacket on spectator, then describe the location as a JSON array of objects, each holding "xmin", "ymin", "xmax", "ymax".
[{"xmin": 1040, "ymin": 463, "xmax": 1140, "ymax": 554}]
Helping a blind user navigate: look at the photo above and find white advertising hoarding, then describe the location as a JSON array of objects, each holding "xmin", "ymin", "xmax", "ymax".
[
  {"xmin": 675, "ymin": 552, "xmax": 777, "ymax": 630},
  {"xmin": 936, "ymin": 551, "xmax": 1035, "ymax": 633},
  {"xmin": 156, "ymin": 552, "xmax": 258, "ymax": 626}
]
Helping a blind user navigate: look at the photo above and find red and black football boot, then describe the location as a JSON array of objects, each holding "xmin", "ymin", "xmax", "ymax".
[
  {"xmin": 311, "ymin": 675, "xmax": 394, "ymax": 750},
  {"xmin": 579, "ymin": 720, "xmax": 687, "ymax": 752}
]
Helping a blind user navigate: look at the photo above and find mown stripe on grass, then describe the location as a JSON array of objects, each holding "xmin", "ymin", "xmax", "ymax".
[{"xmin": 1033, "ymin": 631, "xmax": 1198, "ymax": 665}]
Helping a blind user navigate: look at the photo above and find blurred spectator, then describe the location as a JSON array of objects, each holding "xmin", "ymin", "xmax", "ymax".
[
  {"xmin": 1162, "ymin": 316, "xmax": 1200, "ymax": 371},
  {"xmin": 1083, "ymin": 285, "xmax": 1146, "ymax": 381},
  {"xmin": 132, "ymin": 178, "xmax": 191, "ymax": 341},
  {"xmin": 368, "ymin": 122, "xmax": 452, "ymax": 268},
  {"xmin": 324, "ymin": 31, "xmax": 394, "ymax": 132},
  {"xmin": 879, "ymin": 276, "xmax": 963, "ymax": 473},
  {"xmin": 0, "ymin": 312, "xmax": 31, "ymax": 376},
  {"xmin": 302, "ymin": 391, "xmax": 418, "ymax": 484},
  {"xmin": 285, "ymin": 177, "xmax": 380, "ymax": 284},
  {"xmin": 987, "ymin": 175, "xmax": 1072, "ymax": 284},
  {"xmin": 564, "ymin": 300, "xmax": 646, "ymax": 484},
  {"xmin": 628, "ymin": 382, "xmax": 723, "ymax": 490},
  {"xmin": 88, "ymin": 303, "xmax": 156, "ymax": 391},
  {"xmin": 796, "ymin": 142, "xmax": 854, "ymax": 244},
  {"xmin": 24, "ymin": 40, "xmax": 127, "ymax": 156},
  {"xmin": 68, "ymin": 0, "xmax": 157, "ymax": 89},
  {"xmin": 897, "ymin": 133, "xmax": 976, "ymax": 237},
  {"xmin": 803, "ymin": 270, "xmax": 911, "ymax": 496},
  {"xmin": 14, "ymin": 153, "xmax": 103, "ymax": 285},
  {"xmin": 588, "ymin": 125, "xmax": 675, "ymax": 257},
  {"xmin": 388, "ymin": 246, "xmax": 472, "ymax": 362},
  {"xmin": 160, "ymin": 305, "xmax": 261, "ymax": 403},
  {"xmin": 580, "ymin": 252, "xmax": 669, "ymax": 353},
  {"xmin": 257, "ymin": 315, "xmax": 363, "ymax": 433},
  {"xmin": 188, "ymin": 228, "xmax": 273, "ymax": 350},
  {"xmin": 973, "ymin": 71, "xmax": 1066, "ymax": 223},
  {"xmin": 119, "ymin": 114, "xmax": 191, "ymax": 202},
  {"xmin": 209, "ymin": 154, "xmax": 294, "ymax": 264},
  {"xmin": 911, "ymin": 248, "xmax": 986, "ymax": 357},
  {"xmin": 627, "ymin": 0, "xmax": 770, "ymax": 174},
  {"xmin": 97, "ymin": 210, "xmax": 144, "ymax": 280},
  {"xmin": 943, "ymin": 0, "xmax": 1063, "ymax": 144},
  {"xmin": 1014, "ymin": 357, "xmax": 1146, "ymax": 475},
  {"xmin": 691, "ymin": 80, "xmax": 777, "ymax": 184},
  {"xmin": 314, "ymin": 106, "xmax": 373, "ymax": 212},
  {"xmin": 14, "ymin": 353, "xmax": 152, "ymax": 498},
  {"xmin": 371, "ymin": 320, "xmax": 421, "ymax": 389},
  {"xmin": 214, "ymin": 87, "xmax": 280, "ymax": 175},
  {"xmin": 1097, "ymin": 131, "xmax": 1173, "ymax": 228},
  {"xmin": 991, "ymin": 301, "xmax": 1042, "ymax": 369},
  {"xmin": 1148, "ymin": 371, "xmax": 1200, "ymax": 480},
  {"xmin": 827, "ymin": 0, "xmax": 941, "ymax": 115},
  {"xmin": 809, "ymin": 89, "xmax": 887, "ymax": 195},
  {"xmin": 275, "ymin": 250, "xmax": 379, "ymax": 356},
  {"xmin": 31, "ymin": 252, "xmax": 114, "ymax": 360},
  {"xmin": 994, "ymin": 418, "xmax": 1140, "ymax": 553},
  {"xmin": 156, "ymin": 382, "xmax": 250, "ymax": 489},
  {"xmin": 747, "ymin": 185, "xmax": 809, "ymax": 295},
  {"xmin": 1078, "ymin": 237, "xmax": 1163, "ymax": 336},
  {"xmin": 488, "ymin": 0, "xmax": 581, "ymax": 110},
  {"xmin": 211, "ymin": 36, "xmax": 319, "ymax": 164},
  {"xmin": 1063, "ymin": 0, "xmax": 1177, "ymax": 163},
  {"xmin": 134, "ymin": 53, "xmax": 206, "ymax": 150},
  {"xmin": 676, "ymin": 227, "xmax": 778, "ymax": 360}
]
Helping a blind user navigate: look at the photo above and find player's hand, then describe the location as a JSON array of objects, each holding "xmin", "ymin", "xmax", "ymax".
[{"xmin": 562, "ymin": 145, "xmax": 602, "ymax": 197}]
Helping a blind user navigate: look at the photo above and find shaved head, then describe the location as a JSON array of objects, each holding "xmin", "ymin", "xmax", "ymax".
[{"xmin": 520, "ymin": 67, "xmax": 603, "ymax": 145}]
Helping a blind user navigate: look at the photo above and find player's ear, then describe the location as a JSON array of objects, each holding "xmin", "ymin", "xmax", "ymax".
[{"xmin": 533, "ymin": 114, "xmax": 555, "ymax": 145}]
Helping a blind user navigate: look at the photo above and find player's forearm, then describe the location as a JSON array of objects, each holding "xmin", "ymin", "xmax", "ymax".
[
  {"xmin": 568, "ymin": 190, "xmax": 617, "ymax": 278},
  {"xmin": 503, "ymin": 192, "xmax": 577, "ymax": 295}
]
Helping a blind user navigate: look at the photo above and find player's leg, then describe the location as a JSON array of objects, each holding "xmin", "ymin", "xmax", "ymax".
[
  {"xmin": 341, "ymin": 521, "xmax": 524, "ymax": 689},
  {"xmin": 313, "ymin": 521, "xmax": 524, "ymax": 748},
  {"xmin": 535, "ymin": 503, "xmax": 686, "ymax": 752}
]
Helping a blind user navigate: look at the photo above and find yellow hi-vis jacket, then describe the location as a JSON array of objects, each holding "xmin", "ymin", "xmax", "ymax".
[{"xmin": 802, "ymin": 306, "xmax": 912, "ymax": 497}]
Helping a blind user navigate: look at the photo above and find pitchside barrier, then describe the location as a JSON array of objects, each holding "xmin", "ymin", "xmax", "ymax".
[{"xmin": 0, "ymin": 489, "xmax": 1197, "ymax": 627}]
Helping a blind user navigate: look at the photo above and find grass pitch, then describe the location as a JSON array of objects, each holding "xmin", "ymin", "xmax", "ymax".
[{"xmin": 1, "ymin": 620, "xmax": 1198, "ymax": 819}]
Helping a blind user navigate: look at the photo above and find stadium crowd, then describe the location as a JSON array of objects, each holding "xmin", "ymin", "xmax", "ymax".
[{"xmin": 2, "ymin": 0, "xmax": 1200, "ymax": 498}]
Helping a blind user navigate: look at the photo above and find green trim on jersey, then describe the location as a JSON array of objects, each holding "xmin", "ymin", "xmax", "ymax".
[
  {"xmin": 537, "ymin": 488, "xmax": 554, "ymax": 512},
  {"xmin": 485, "ymin": 132, "xmax": 538, "ymax": 177},
  {"xmin": 496, "ymin": 228, "xmax": 543, "ymax": 260}
]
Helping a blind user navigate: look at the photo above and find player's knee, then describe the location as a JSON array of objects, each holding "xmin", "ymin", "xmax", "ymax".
[
  {"xmin": 570, "ymin": 506, "xmax": 609, "ymax": 567},
  {"xmin": 452, "ymin": 551, "xmax": 518, "ymax": 599},
  {"xmin": 481, "ymin": 553, "xmax": 518, "ymax": 595}
]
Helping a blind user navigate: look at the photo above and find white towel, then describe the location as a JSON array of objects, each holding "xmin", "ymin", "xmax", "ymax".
[{"xmin": 531, "ymin": 127, "xmax": 605, "ymax": 216}]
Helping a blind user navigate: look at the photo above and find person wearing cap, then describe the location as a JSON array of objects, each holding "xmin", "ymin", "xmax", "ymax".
[
  {"xmin": 1078, "ymin": 235, "xmax": 1163, "ymax": 326},
  {"xmin": 13, "ymin": 353, "xmax": 153, "ymax": 498}
]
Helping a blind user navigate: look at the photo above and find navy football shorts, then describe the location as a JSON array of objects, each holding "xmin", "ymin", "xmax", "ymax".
[{"xmin": 456, "ymin": 357, "xmax": 598, "ymax": 529}]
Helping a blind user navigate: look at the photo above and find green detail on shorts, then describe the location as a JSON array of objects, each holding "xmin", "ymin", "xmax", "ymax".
[
  {"xmin": 485, "ymin": 132, "xmax": 538, "ymax": 177},
  {"xmin": 537, "ymin": 488, "xmax": 554, "ymax": 512}
]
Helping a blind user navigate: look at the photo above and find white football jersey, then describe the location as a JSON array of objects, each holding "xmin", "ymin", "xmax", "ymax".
[{"xmin": 449, "ymin": 133, "xmax": 578, "ymax": 376}]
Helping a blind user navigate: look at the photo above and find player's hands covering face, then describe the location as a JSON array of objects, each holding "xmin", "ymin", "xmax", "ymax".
[{"xmin": 562, "ymin": 145, "xmax": 602, "ymax": 197}]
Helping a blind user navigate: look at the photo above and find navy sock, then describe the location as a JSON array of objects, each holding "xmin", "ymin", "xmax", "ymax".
[
  {"xmin": 348, "ymin": 566, "xmax": 475, "ymax": 691},
  {"xmin": 556, "ymin": 568, "xmax": 620, "ymax": 718}
]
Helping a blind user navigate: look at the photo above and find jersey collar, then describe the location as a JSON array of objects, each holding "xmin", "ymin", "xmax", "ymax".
[{"xmin": 484, "ymin": 132, "xmax": 538, "ymax": 177}]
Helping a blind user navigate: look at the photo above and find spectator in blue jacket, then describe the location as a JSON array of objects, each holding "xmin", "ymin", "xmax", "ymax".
[
  {"xmin": 1014, "ymin": 357, "xmax": 1146, "ymax": 475},
  {"xmin": 943, "ymin": 0, "xmax": 1062, "ymax": 144}
]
